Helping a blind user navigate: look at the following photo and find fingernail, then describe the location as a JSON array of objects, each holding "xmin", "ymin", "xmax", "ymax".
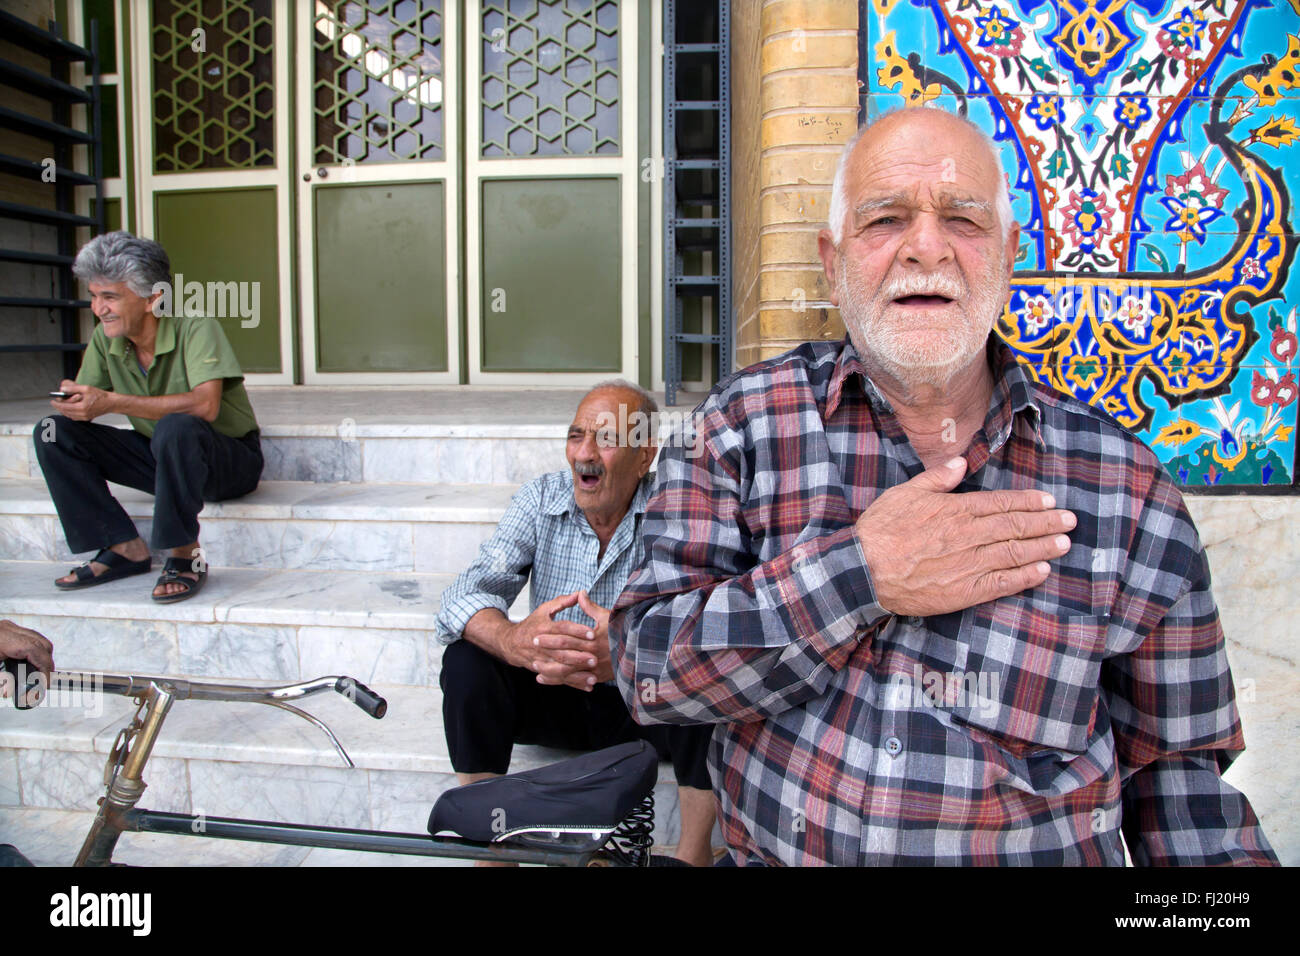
[
  {"xmin": 587, "ymin": 677, "xmax": 595, "ymax": 686},
  {"xmin": 1055, "ymin": 535, "xmax": 1070, "ymax": 550},
  {"xmin": 946, "ymin": 457, "xmax": 964, "ymax": 470},
  {"xmin": 532, "ymin": 638, "xmax": 539, "ymax": 645},
  {"xmin": 1062, "ymin": 511, "xmax": 1076, "ymax": 529},
  {"xmin": 1041, "ymin": 493, "xmax": 1055, "ymax": 509},
  {"xmin": 1036, "ymin": 562, "xmax": 1050, "ymax": 574},
  {"xmin": 588, "ymin": 658, "xmax": 596, "ymax": 667}
]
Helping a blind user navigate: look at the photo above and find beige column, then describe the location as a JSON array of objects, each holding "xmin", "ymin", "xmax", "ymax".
[{"xmin": 731, "ymin": 0, "xmax": 860, "ymax": 369}]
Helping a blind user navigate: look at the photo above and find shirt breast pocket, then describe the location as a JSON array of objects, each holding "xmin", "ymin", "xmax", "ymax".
[{"xmin": 949, "ymin": 599, "xmax": 1110, "ymax": 757}]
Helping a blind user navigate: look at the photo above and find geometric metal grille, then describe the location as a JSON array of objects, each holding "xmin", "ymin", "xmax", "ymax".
[
  {"xmin": 151, "ymin": 0, "xmax": 275, "ymax": 171},
  {"xmin": 481, "ymin": 0, "xmax": 620, "ymax": 157},
  {"xmin": 313, "ymin": 0, "xmax": 444, "ymax": 164}
]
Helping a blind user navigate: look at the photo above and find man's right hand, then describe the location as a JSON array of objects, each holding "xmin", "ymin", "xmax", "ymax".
[
  {"xmin": 855, "ymin": 457, "xmax": 1076, "ymax": 617},
  {"xmin": 50, "ymin": 380, "xmax": 112, "ymax": 421},
  {"xmin": 0, "ymin": 620, "xmax": 54, "ymax": 694}
]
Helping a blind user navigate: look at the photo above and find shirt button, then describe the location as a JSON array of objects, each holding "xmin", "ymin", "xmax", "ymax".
[
  {"xmin": 906, "ymin": 616, "xmax": 923, "ymax": 628},
  {"xmin": 884, "ymin": 736, "xmax": 903, "ymax": 757}
]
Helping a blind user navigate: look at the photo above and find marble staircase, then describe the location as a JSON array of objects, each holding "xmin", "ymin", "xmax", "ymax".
[
  {"xmin": 0, "ymin": 477, "xmax": 515, "ymax": 574},
  {"xmin": 0, "ymin": 389, "xmax": 695, "ymax": 863}
]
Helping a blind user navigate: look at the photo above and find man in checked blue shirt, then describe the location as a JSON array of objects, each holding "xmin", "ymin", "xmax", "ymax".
[{"xmin": 433, "ymin": 381, "xmax": 716, "ymax": 866}]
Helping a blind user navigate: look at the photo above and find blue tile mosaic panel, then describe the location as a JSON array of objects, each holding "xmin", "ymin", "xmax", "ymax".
[{"xmin": 862, "ymin": 0, "xmax": 1300, "ymax": 487}]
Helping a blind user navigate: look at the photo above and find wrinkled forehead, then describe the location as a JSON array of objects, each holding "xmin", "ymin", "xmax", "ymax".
[
  {"xmin": 570, "ymin": 388, "xmax": 644, "ymax": 431},
  {"xmin": 87, "ymin": 278, "xmax": 136, "ymax": 294},
  {"xmin": 846, "ymin": 112, "xmax": 1002, "ymax": 204}
]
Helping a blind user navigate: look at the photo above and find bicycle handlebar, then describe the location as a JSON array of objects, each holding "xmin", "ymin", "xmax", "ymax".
[
  {"xmin": 3, "ymin": 662, "xmax": 388, "ymax": 719},
  {"xmin": 333, "ymin": 677, "xmax": 387, "ymax": 719}
]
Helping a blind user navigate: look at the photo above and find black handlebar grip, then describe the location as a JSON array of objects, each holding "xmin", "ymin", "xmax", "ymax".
[
  {"xmin": 336, "ymin": 677, "xmax": 387, "ymax": 719},
  {"xmin": 2, "ymin": 659, "xmax": 43, "ymax": 710}
]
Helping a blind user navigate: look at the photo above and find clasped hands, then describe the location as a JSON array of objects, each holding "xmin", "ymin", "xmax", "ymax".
[{"xmin": 500, "ymin": 591, "xmax": 613, "ymax": 692}]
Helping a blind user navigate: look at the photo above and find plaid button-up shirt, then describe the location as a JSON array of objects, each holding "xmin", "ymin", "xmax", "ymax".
[
  {"xmin": 610, "ymin": 337, "xmax": 1277, "ymax": 866},
  {"xmin": 435, "ymin": 470, "xmax": 653, "ymax": 646}
]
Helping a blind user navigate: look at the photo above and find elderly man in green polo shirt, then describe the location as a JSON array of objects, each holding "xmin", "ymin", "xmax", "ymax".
[{"xmin": 33, "ymin": 231, "xmax": 263, "ymax": 603}]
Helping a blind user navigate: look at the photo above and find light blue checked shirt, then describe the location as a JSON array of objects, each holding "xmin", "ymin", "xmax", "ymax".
[{"xmin": 434, "ymin": 470, "xmax": 654, "ymax": 648}]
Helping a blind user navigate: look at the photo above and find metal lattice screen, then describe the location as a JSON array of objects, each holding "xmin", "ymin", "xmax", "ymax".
[
  {"xmin": 312, "ymin": 0, "xmax": 445, "ymax": 164},
  {"xmin": 480, "ymin": 0, "xmax": 620, "ymax": 157},
  {"xmin": 151, "ymin": 0, "xmax": 275, "ymax": 171}
]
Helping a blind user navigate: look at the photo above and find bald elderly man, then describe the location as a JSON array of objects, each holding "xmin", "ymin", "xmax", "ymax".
[
  {"xmin": 611, "ymin": 107, "xmax": 1277, "ymax": 866},
  {"xmin": 434, "ymin": 380, "xmax": 716, "ymax": 866}
]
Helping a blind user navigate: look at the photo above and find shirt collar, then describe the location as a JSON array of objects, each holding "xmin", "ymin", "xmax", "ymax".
[
  {"xmin": 985, "ymin": 336, "xmax": 1045, "ymax": 453},
  {"xmin": 826, "ymin": 335, "xmax": 1045, "ymax": 452},
  {"xmin": 106, "ymin": 313, "xmax": 177, "ymax": 359},
  {"xmin": 827, "ymin": 338, "xmax": 888, "ymax": 418},
  {"xmin": 545, "ymin": 470, "xmax": 655, "ymax": 519}
]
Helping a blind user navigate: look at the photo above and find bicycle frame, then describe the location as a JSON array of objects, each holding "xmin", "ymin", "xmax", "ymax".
[{"xmin": 30, "ymin": 670, "xmax": 637, "ymax": 867}]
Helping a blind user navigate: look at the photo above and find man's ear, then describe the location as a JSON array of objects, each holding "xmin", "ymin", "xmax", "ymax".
[
  {"xmin": 817, "ymin": 229, "xmax": 840, "ymax": 307},
  {"xmin": 1003, "ymin": 221, "xmax": 1021, "ymax": 281},
  {"xmin": 639, "ymin": 440, "xmax": 657, "ymax": 477}
]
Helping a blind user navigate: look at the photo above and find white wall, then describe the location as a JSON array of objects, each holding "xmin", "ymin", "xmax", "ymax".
[{"xmin": 1187, "ymin": 496, "xmax": 1299, "ymax": 865}]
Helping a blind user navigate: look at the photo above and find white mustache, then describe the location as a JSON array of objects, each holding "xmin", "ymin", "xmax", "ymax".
[
  {"xmin": 575, "ymin": 462, "xmax": 604, "ymax": 477},
  {"xmin": 881, "ymin": 273, "xmax": 966, "ymax": 300}
]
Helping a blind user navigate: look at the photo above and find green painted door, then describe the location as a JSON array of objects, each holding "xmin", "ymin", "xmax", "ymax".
[
  {"xmin": 139, "ymin": 0, "xmax": 640, "ymax": 383},
  {"xmin": 299, "ymin": 0, "xmax": 459, "ymax": 382},
  {"xmin": 465, "ymin": 0, "xmax": 639, "ymax": 384},
  {"xmin": 140, "ymin": 0, "xmax": 294, "ymax": 382}
]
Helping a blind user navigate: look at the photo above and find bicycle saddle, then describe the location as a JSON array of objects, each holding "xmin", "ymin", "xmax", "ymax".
[
  {"xmin": 0, "ymin": 844, "xmax": 33, "ymax": 867},
  {"xmin": 427, "ymin": 740, "xmax": 659, "ymax": 851}
]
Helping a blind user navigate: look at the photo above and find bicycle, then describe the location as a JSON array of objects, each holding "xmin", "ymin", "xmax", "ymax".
[{"xmin": 2, "ymin": 661, "xmax": 672, "ymax": 867}]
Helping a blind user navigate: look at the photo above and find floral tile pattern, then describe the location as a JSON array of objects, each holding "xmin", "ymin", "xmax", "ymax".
[{"xmin": 863, "ymin": 0, "xmax": 1300, "ymax": 487}]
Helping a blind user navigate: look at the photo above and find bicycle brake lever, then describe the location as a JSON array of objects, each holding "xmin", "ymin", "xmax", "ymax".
[{"xmin": 263, "ymin": 699, "xmax": 354, "ymax": 768}]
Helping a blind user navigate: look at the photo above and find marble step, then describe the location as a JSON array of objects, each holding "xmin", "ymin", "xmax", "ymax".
[
  {"xmin": 0, "ymin": 682, "xmax": 684, "ymax": 852},
  {"xmin": 0, "ymin": 419, "xmax": 566, "ymax": 485},
  {"xmin": 0, "ymin": 386, "xmax": 624, "ymax": 487},
  {"xmin": 0, "ymin": 477, "xmax": 520, "ymax": 573},
  {"xmin": 0, "ymin": 561, "xmax": 533, "ymax": 687}
]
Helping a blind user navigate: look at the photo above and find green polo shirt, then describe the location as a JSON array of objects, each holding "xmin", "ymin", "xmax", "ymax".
[{"xmin": 76, "ymin": 314, "xmax": 259, "ymax": 439}]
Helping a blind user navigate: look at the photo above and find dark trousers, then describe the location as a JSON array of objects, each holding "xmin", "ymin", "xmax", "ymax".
[
  {"xmin": 32, "ymin": 413, "xmax": 263, "ymax": 554},
  {"xmin": 440, "ymin": 638, "xmax": 714, "ymax": 791}
]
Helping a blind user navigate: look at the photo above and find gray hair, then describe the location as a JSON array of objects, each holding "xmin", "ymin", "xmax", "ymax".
[
  {"xmin": 827, "ymin": 107, "xmax": 1014, "ymax": 245},
  {"xmin": 72, "ymin": 231, "xmax": 171, "ymax": 298},
  {"xmin": 585, "ymin": 378, "xmax": 658, "ymax": 419}
]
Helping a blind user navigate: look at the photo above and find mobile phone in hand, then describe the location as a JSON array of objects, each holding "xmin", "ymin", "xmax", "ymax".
[{"xmin": 49, "ymin": 390, "xmax": 71, "ymax": 398}]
